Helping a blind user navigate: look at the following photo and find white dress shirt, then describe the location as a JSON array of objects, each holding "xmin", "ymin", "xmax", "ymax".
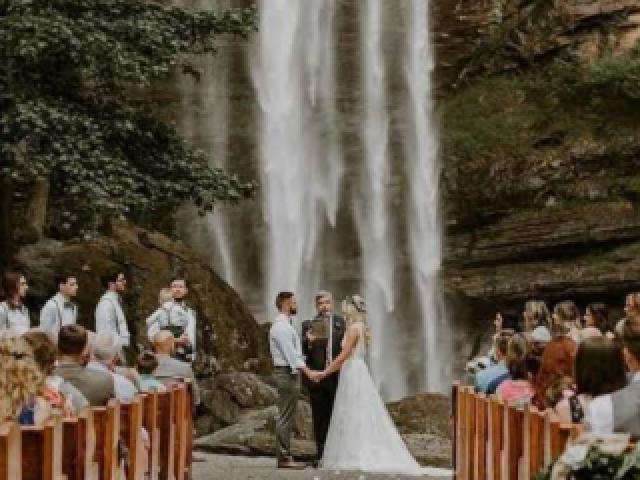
[
  {"xmin": 39, "ymin": 293, "xmax": 77, "ymax": 338},
  {"xmin": 587, "ymin": 372, "xmax": 640, "ymax": 434},
  {"xmin": 0, "ymin": 301, "xmax": 30, "ymax": 335},
  {"xmin": 146, "ymin": 301, "xmax": 196, "ymax": 360},
  {"xmin": 95, "ymin": 291, "xmax": 130, "ymax": 349},
  {"xmin": 269, "ymin": 313, "xmax": 305, "ymax": 372}
]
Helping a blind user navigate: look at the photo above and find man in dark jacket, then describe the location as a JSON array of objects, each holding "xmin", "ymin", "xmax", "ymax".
[{"xmin": 301, "ymin": 291, "xmax": 345, "ymax": 461}]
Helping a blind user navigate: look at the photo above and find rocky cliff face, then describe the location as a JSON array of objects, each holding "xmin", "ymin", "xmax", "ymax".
[
  {"xmin": 13, "ymin": 221, "xmax": 271, "ymax": 375},
  {"xmin": 437, "ymin": 0, "xmax": 640, "ymax": 318}
]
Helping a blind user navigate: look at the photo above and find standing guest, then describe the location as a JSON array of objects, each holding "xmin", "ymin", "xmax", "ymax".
[
  {"xmin": 0, "ymin": 272, "xmax": 30, "ymax": 335},
  {"xmin": 23, "ymin": 329, "xmax": 88, "ymax": 416},
  {"xmin": 135, "ymin": 352, "xmax": 166, "ymax": 392},
  {"xmin": 95, "ymin": 271, "xmax": 130, "ymax": 355},
  {"xmin": 39, "ymin": 272, "xmax": 78, "ymax": 339},
  {"xmin": 152, "ymin": 331, "xmax": 200, "ymax": 404},
  {"xmin": 523, "ymin": 300, "xmax": 552, "ymax": 344},
  {"xmin": 146, "ymin": 278, "xmax": 196, "ymax": 363},
  {"xmin": 270, "ymin": 292, "xmax": 321, "ymax": 469},
  {"xmin": 554, "ymin": 337, "xmax": 627, "ymax": 431},
  {"xmin": 301, "ymin": 291, "xmax": 345, "ymax": 462},
  {"xmin": 55, "ymin": 325, "xmax": 115, "ymax": 407}
]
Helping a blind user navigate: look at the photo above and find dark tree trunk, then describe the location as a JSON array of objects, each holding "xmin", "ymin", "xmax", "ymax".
[
  {"xmin": 24, "ymin": 177, "xmax": 50, "ymax": 241},
  {"xmin": 0, "ymin": 174, "xmax": 13, "ymax": 268}
]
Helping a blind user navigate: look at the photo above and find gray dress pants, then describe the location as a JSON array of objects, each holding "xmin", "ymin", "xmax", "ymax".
[{"xmin": 273, "ymin": 368, "xmax": 300, "ymax": 460}]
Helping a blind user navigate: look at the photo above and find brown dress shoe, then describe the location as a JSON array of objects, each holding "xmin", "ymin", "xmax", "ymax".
[{"xmin": 277, "ymin": 457, "xmax": 306, "ymax": 469}]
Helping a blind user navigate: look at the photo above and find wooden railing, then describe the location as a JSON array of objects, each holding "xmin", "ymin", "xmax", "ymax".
[
  {"xmin": 453, "ymin": 382, "xmax": 579, "ymax": 480},
  {"xmin": 0, "ymin": 380, "xmax": 194, "ymax": 480}
]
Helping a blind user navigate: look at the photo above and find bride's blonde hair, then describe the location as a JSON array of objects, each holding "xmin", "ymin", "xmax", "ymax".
[{"xmin": 342, "ymin": 295, "xmax": 371, "ymax": 347}]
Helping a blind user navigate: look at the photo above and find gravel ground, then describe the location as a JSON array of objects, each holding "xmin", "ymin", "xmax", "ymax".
[{"xmin": 191, "ymin": 454, "xmax": 453, "ymax": 480}]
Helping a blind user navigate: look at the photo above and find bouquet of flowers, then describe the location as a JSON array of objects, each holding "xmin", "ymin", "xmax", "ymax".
[{"xmin": 535, "ymin": 433, "xmax": 640, "ymax": 480}]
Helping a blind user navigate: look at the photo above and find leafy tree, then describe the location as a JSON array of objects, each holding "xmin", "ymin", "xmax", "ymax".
[{"xmin": 0, "ymin": 0, "xmax": 257, "ymax": 254}]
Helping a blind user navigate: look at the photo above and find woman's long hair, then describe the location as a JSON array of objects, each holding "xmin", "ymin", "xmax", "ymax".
[
  {"xmin": 342, "ymin": 295, "xmax": 371, "ymax": 347},
  {"xmin": 0, "ymin": 333, "xmax": 43, "ymax": 421},
  {"xmin": 1, "ymin": 272, "xmax": 23, "ymax": 306}
]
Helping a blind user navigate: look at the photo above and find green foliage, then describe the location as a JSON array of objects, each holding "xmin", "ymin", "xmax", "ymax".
[{"xmin": 0, "ymin": 0, "xmax": 257, "ymax": 234}]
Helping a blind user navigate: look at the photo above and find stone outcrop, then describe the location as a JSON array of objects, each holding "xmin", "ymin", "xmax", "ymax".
[{"xmin": 12, "ymin": 221, "xmax": 271, "ymax": 376}]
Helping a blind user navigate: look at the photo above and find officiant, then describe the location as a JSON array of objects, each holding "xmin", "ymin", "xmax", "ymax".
[{"xmin": 301, "ymin": 290, "xmax": 345, "ymax": 462}]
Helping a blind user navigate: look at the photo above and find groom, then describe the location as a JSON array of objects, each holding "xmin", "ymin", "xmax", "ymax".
[
  {"xmin": 301, "ymin": 290, "xmax": 346, "ymax": 462},
  {"xmin": 269, "ymin": 291, "xmax": 322, "ymax": 469}
]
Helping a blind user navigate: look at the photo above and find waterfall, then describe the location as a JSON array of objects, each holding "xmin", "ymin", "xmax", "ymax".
[
  {"xmin": 251, "ymin": 0, "xmax": 342, "ymax": 323},
  {"xmin": 355, "ymin": 0, "xmax": 406, "ymax": 400},
  {"xmin": 404, "ymin": 0, "xmax": 449, "ymax": 391}
]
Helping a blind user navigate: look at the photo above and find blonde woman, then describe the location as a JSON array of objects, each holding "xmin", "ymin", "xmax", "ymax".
[
  {"xmin": 524, "ymin": 300, "xmax": 551, "ymax": 344},
  {"xmin": 0, "ymin": 333, "xmax": 52, "ymax": 425},
  {"xmin": 318, "ymin": 296, "xmax": 451, "ymax": 476},
  {"xmin": 552, "ymin": 300, "xmax": 582, "ymax": 344}
]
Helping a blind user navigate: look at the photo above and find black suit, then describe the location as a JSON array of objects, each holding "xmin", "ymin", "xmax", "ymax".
[{"xmin": 301, "ymin": 313, "xmax": 345, "ymax": 458}]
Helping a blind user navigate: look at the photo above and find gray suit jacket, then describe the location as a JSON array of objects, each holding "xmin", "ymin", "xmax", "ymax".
[
  {"xmin": 153, "ymin": 354, "xmax": 200, "ymax": 405},
  {"xmin": 55, "ymin": 363, "xmax": 115, "ymax": 407},
  {"xmin": 612, "ymin": 379, "xmax": 640, "ymax": 436}
]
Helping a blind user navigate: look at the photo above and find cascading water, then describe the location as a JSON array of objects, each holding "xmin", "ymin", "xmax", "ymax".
[
  {"xmin": 251, "ymin": 0, "xmax": 342, "ymax": 324},
  {"xmin": 404, "ymin": 0, "xmax": 449, "ymax": 392},
  {"xmin": 176, "ymin": 0, "xmax": 450, "ymax": 394},
  {"xmin": 354, "ymin": 0, "xmax": 406, "ymax": 400}
]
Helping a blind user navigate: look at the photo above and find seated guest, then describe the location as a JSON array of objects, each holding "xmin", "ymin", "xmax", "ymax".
[
  {"xmin": 136, "ymin": 352, "xmax": 167, "ymax": 392},
  {"xmin": 0, "ymin": 333, "xmax": 52, "ymax": 425},
  {"xmin": 487, "ymin": 309, "xmax": 521, "ymax": 362},
  {"xmin": 23, "ymin": 329, "xmax": 88, "ymax": 415},
  {"xmin": 496, "ymin": 334, "xmax": 536, "ymax": 407},
  {"xmin": 0, "ymin": 272, "xmax": 31, "ymax": 335},
  {"xmin": 554, "ymin": 337, "xmax": 627, "ymax": 431},
  {"xmin": 583, "ymin": 303, "xmax": 610, "ymax": 339},
  {"xmin": 152, "ymin": 331, "xmax": 200, "ymax": 405},
  {"xmin": 533, "ymin": 302, "xmax": 579, "ymax": 409},
  {"xmin": 553, "ymin": 300, "xmax": 582, "ymax": 344},
  {"xmin": 606, "ymin": 314, "xmax": 640, "ymax": 435},
  {"xmin": 475, "ymin": 330, "xmax": 511, "ymax": 394},
  {"xmin": 55, "ymin": 325, "xmax": 115, "ymax": 406},
  {"xmin": 616, "ymin": 292, "xmax": 640, "ymax": 337},
  {"xmin": 523, "ymin": 300, "xmax": 552, "ymax": 344},
  {"xmin": 89, "ymin": 333, "xmax": 138, "ymax": 401}
]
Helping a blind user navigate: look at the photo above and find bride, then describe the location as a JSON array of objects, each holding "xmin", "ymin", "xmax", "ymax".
[{"xmin": 318, "ymin": 295, "xmax": 452, "ymax": 476}]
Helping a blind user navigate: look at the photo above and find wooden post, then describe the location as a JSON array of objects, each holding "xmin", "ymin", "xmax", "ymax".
[
  {"xmin": 464, "ymin": 387, "xmax": 476, "ymax": 479},
  {"xmin": 501, "ymin": 404, "xmax": 523, "ymax": 480},
  {"xmin": 183, "ymin": 380, "xmax": 194, "ymax": 480},
  {"xmin": 549, "ymin": 420, "xmax": 573, "ymax": 462},
  {"xmin": 452, "ymin": 382, "xmax": 460, "ymax": 476},
  {"xmin": 93, "ymin": 400, "xmax": 120, "ymax": 480},
  {"xmin": 487, "ymin": 397, "xmax": 503, "ymax": 480},
  {"xmin": 457, "ymin": 387, "xmax": 467, "ymax": 480},
  {"xmin": 120, "ymin": 398, "xmax": 144, "ymax": 480},
  {"xmin": 157, "ymin": 389, "xmax": 175, "ymax": 480},
  {"xmin": 143, "ymin": 392, "xmax": 160, "ymax": 480},
  {"xmin": 21, "ymin": 416, "xmax": 63, "ymax": 480},
  {"xmin": 0, "ymin": 422, "xmax": 21, "ymax": 480},
  {"xmin": 522, "ymin": 406, "xmax": 545, "ymax": 480},
  {"xmin": 474, "ymin": 394, "xmax": 488, "ymax": 480},
  {"xmin": 63, "ymin": 409, "xmax": 98, "ymax": 480},
  {"xmin": 173, "ymin": 385, "xmax": 188, "ymax": 480}
]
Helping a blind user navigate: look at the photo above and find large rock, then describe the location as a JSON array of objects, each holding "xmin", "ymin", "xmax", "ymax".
[
  {"xmin": 215, "ymin": 372, "xmax": 278, "ymax": 409},
  {"xmin": 13, "ymin": 221, "xmax": 271, "ymax": 376}
]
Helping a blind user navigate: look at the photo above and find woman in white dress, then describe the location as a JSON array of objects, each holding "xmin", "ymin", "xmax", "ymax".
[{"xmin": 318, "ymin": 295, "xmax": 452, "ymax": 476}]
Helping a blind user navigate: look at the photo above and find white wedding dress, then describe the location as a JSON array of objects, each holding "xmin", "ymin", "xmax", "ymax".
[{"xmin": 322, "ymin": 323, "xmax": 452, "ymax": 476}]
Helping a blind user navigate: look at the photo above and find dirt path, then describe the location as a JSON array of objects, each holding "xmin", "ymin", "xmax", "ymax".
[{"xmin": 192, "ymin": 453, "xmax": 453, "ymax": 480}]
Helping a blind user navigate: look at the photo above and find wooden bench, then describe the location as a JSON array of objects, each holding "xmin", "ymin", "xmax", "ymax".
[
  {"xmin": 453, "ymin": 382, "xmax": 579, "ymax": 480},
  {"xmin": 0, "ymin": 377, "xmax": 195, "ymax": 480}
]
